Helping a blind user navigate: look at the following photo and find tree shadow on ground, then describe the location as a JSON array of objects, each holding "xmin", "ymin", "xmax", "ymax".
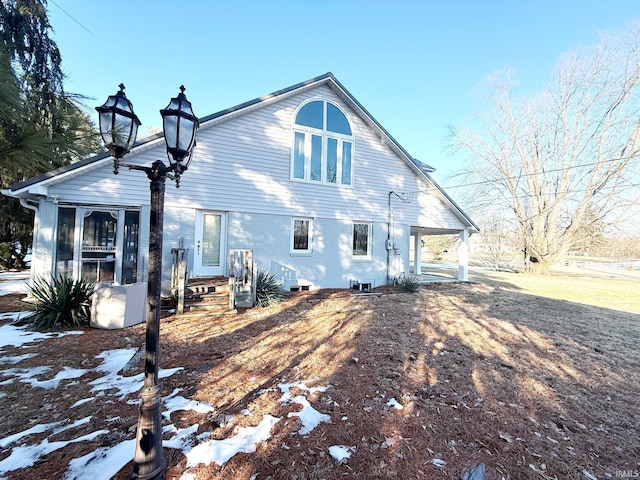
[
  {"xmin": 2, "ymin": 279, "xmax": 638, "ymax": 480},
  {"xmin": 147, "ymin": 280, "xmax": 640, "ymax": 479}
]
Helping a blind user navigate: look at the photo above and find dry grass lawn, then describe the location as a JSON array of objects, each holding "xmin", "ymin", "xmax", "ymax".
[{"xmin": 0, "ymin": 270, "xmax": 638, "ymax": 479}]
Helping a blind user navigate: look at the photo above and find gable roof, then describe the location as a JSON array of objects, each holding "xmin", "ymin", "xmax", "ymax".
[{"xmin": 4, "ymin": 73, "xmax": 478, "ymax": 231}]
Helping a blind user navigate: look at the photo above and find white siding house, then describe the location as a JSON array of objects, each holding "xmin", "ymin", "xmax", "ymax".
[{"xmin": 3, "ymin": 73, "xmax": 478, "ymax": 294}]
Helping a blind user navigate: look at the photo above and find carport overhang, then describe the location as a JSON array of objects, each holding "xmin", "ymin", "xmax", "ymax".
[{"xmin": 410, "ymin": 226, "xmax": 473, "ymax": 282}]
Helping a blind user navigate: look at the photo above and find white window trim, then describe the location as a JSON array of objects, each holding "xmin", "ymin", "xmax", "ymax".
[
  {"xmin": 352, "ymin": 222, "xmax": 372, "ymax": 259},
  {"xmin": 291, "ymin": 217, "xmax": 313, "ymax": 254},
  {"xmin": 290, "ymin": 99, "xmax": 354, "ymax": 187}
]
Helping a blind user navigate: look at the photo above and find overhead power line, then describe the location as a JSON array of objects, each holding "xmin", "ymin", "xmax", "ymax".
[
  {"xmin": 49, "ymin": 0, "xmax": 94, "ymax": 36},
  {"xmin": 442, "ymin": 155, "xmax": 635, "ymax": 191}
]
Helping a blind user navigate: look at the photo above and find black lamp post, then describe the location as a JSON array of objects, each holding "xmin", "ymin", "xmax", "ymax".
[{"xmin": 96, "ymin": 84, "xmax": 199, "ymax": 480}]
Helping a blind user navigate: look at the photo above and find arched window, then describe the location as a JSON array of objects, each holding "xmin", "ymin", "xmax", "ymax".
[{"xmin": 291, "ymin": 100, "xmax": 353, "ymax": 186}]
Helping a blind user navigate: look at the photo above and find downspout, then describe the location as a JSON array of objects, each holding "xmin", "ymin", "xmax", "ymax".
[
  {"xmin": 20, "ymin": 198, "xmax": 39, "ymax": 213},
  {"xmin": 20, "ymin": 198, "xmax": 39, "ymax": 286},
  {"xmin": 387, "ymin": 191, "xmax": 405, "ymax": 284}
]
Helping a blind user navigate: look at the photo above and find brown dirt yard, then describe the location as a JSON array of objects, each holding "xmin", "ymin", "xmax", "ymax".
[{"xmin": 0, "ymin": 270, "xmax": 638, "ymax": 479}]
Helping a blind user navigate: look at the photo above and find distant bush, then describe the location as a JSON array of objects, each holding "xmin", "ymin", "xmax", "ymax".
[
  {"xmin": 396, "ymin": 274, "xmax": 421, "ymax": 293},
  {"xmin": 255, "ymin": 270, "xmax": 285, "ymax": 307},
  {"xmin": 25, "ymin": 275, "xmax": 94, "ymax": 330}
]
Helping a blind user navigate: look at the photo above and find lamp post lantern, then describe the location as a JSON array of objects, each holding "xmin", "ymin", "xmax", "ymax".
[{"xmin": 96, "ymin": 84, "xmax": 199, "ymax": 480}]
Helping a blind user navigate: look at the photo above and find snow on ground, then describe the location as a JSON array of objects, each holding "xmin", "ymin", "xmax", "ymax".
[
  {"xmin": 328, "ymin": 444, "xmax": 355, "ymax": 462},
  {"xmin": 0, "ymin": 321, "xmax": 83, "ymax": 351},
  {"xmin": 64, "ymin": 439, "xmax": 136, "ymax": 480},
  {"xmin": 278, "ymin": 380, "xmax": 331, "ymax": 434},
  {"xmin": 183, "ymin": 414, "xmax": 281, "ymax": 471},
  {"xmin": 0, "ymin": 272, "xmax": 349, "ymax": 478},
  {"xmin": 0, "ymin": 271, "xmax": 29, "ymax": 296}
]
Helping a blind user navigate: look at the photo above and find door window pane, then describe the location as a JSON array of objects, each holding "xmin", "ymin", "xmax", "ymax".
[
  {"xmin": 122, "ymin": 211, "xmax": 139, "ymax": 284},
  {"xmin": 202, "ymin": 214, "xmax": 221, "ymax": 266},
  {"xmin": 55, "ymin": 207, "xmax": 76, "ymax": 277}
]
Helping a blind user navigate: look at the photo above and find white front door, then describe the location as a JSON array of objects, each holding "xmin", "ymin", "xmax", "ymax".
[{"xmin": 194, "ymin": 211, "xmax": 226, "ymax": 277}]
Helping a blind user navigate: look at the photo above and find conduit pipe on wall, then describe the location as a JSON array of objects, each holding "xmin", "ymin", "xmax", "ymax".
[{"xmin": 387, "ymin": 191, "xmax": 412, "ymax": 284}]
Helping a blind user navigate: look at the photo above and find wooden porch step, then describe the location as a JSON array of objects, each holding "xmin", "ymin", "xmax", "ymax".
[
  {"xmin": 176, "ymin": 308, "xmax": 238, "ymax": 318},
  {"xmin": 177, "ymin": 276, "xmax": 234, "ymax": 316}
]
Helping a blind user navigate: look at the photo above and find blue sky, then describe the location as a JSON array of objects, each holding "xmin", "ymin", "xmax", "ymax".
[{"xmin": 48, "ymin": 0, "xmax": 640, "ymax": 184}]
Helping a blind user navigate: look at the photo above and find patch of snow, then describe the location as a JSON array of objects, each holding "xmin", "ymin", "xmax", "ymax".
[
  {"xmin": 36, "ymin": 367, "xmax": 89, "ymax": 389},
  {"xmin": 88, "ymin": 349, "xmax": 183, "ymax": 399},
  {"xmin": 0, "ymin": 420, "xmax": 65, "ymax": 449},
  {"xmin": 386, "ymin": 398, "xmax": 403, "ymax": 410},
  {"xmin": 285, "ymin": 395, "xmax": 331, "ymax": 435},
  {"xmin": 1, "ymin": 365, "xmax": 51, "ymax": 382},
  {"xmin": 184, "ymin": 414, "xmax": 280, "ymax": 468},
  {"xmin": 277, "ymin": 381, "xmax": 331, "ymax": 435},
  {"xmin": 162, "ymin": 393, "xmax": 216, "ymax": 421},
  {"xmin": 64, "ymin": 439, "xmax": 135, "ymax": 480},
  {"xmin": 0, "ymin": 353, "xmax": 37, "ymax": 364},
  {"xmin": 431, "ymin": 458, "xmax": 447, "ymax": 467},
  {"xmin": 0, "ymin": 430, "xmax": 108, "ymax": 475},
  {"xmin": 328, "ymin": 445, "xmax": 355, "ymax": 462},
  {"xmin": 70, "ymin": 397, "xmax": 95, "ymax": 408},
  {"xmin": 163, "ymin": 424, "xmax": 200, "ymax": 450},
  {"xmin": 0, "ymin": 272, "xmax": 29, "ymax": 296},
  {"xmin": 277, "ymin": 381, "xmax": 328, "ymax": 402},
  {"xmin": 0, "ymin": 323, "xmax": 83, "ymax": 350},
  {"xmin": 1, "ymin": 365, "xmax": 89, "ymax": 390},
  {"xmin": 51, "ymin": 417, "xmax": 92, "ymax": 435}
]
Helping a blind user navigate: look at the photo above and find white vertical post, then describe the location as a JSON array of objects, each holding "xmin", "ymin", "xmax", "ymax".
[
  {"xmin": 413, "ymin": 233, "xmax": 422, "ymax": 275},
  {"xmin": 458, "ymin": 229, "xmax": 469, "ymax": 281}
]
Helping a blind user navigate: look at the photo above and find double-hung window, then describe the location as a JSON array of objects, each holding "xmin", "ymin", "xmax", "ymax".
[
  {"xmin": 291, "ymin": 217, "xmax": 313, "ymax": 254},
  {"xmin": 292, "ymin": 100, "xmax": 353, "ymax": 186}
]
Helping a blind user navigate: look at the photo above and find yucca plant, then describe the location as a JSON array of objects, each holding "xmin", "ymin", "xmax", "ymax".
[
  {"xmin": 396, "ymin": 274, "xmax": 421, "ymax": 293},
  {"xmin": 255, "ymin": 270, "xmax": 284, "ymax": 307},
  {"xmin": 25, "ymin": 275, "xmax": 94, "ymax": 330}
]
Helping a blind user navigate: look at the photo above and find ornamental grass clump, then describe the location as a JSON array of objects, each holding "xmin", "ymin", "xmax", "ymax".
[
  {"xmin": 396, "ymin": 274, "xmax": 421, "ymax": 293},
  {"xmin": 255, "ymin": 270, "xmax": 285, "ymax": 307},
  {"xmin": 25, "ymin": 275, "xmax": 94, "ymax": 330}
]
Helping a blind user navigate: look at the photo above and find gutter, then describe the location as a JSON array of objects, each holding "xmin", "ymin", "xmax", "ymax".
[{"xmin": 19, "ymin": 198, "xmax": 39, "ymax": 213}]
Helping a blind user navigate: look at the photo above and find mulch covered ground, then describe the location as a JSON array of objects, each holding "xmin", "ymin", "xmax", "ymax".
[{"xmin": 0, "ymin": 281, "xmax": 638, "ymax": 479}]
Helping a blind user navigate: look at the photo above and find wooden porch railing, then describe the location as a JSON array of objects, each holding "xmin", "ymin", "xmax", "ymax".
[
  {"xmin": 171, "ymin": 246, "xmax": 188, "ymax": 314},
  {"xmin": 171, "ymin": 246, "xmax": 256, "ymax": 313}
]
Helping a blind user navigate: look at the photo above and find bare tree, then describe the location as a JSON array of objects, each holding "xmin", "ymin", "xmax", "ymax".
[
  {"xmin": 452, "ymin": 27, "xmax": 640, "ymax": 273},
  {"xmin": 479, "ymin": 216, "xmax": 518, "ymax": 271}
]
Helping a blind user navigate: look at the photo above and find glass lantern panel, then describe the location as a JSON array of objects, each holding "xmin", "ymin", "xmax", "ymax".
[
  {"xmin": 98, "ymin": 112, "xmax": 114, "ymax": 145},
  {"xmin": 163, "ymin": 116, "xmax": 178, "ymax": 149},
  {"xmin": 113, "ymin": 115, "xmax": 133, "ymax": 148},
  {"xmin": 178, "ymin": 118, "xmax": 196, "ymax": 152}
]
